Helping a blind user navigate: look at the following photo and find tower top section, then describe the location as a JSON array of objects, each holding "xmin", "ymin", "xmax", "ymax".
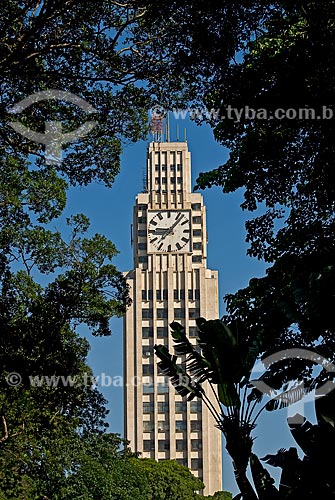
[{"xmin": 145, "ymin": 141, "xmax": 191, "ymax": 199}]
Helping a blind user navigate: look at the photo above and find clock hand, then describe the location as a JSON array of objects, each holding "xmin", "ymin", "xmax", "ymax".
[{"xmin": 158, "ymin": 215, "xmax": 185, "ymax": 241}]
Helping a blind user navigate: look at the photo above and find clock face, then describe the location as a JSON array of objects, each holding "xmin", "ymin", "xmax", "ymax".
[{"xmin": 147, "ymin": 210, "xmax": 191, "ymax": 253}]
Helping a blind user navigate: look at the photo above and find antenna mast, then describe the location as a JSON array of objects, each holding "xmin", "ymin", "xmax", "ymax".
[{"xmin": 151, "ymin": 112, "xmax": 164, "ymax": 142}]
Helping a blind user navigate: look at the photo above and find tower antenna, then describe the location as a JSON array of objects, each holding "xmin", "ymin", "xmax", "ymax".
[{"xmin": 151, "ymin": 113, "xmax": 164, "ymax": 142}]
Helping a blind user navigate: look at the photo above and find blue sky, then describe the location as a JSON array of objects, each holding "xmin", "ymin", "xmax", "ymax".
[{"xmin": 63, "ymin": 116, "xmax": 314, "ymax": 495}]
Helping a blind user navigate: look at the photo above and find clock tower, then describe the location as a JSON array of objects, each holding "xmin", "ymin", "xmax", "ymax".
[{"xmin": 124, "ymin": 140, "xmax": 222, "ymax": 494}]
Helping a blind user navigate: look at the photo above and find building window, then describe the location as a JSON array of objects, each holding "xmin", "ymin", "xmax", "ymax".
[
  {"xmin": 193, "ymin": 229, "xmax": 201, "ymax": 237},
  {"xmin": 143, "ymin": 440, "xmax": 155, "ymax": 451},
  {"xmin": 142, "ymin": 327, "xmax": 153, "ymax": 338},
  {"xmin": 138, "ymin": 229, "xmax": 146, "ymax": 237},
  {"xmin": 193, "ymin": 242, "xmax": 202, "ymax": 251},
  {"xmin": 143, "ymin": 402, "xmax": 154, "ymax": 413},
  {"xmin": 142, "ymin": 309, "xmax": 153, "ymax": 319},
  {"xmin": 138, "ymin": 204, "xmax": 147, "ymax": 210},
  {"xmin": 142, "ymin": 346, "xmax": 153, "ymax": 357},
  {"xmin": 157, "ymin": 382, "xmax": 169, "ymax": 394},
  {"xmin": 189, "ymin": 308, "xmax": 200, "ymax": 319},
  {"xmin": 177, "ymin": 177, "xmax": 183, "ymax": 184},
  {"xmin": 155, "ymin": 166, "xmax": 160, "ymax": 171},
  {"xmin": 192, "ymin": 256, "xmax": 202, "ymax": 263},
  {"xmin": 163, "ymin": 289, "xmax": 168, "ymax": 299},
  {"xmin": 189, "ymin": 327, "xmax": 198, "ymax": 338},
  {"xmin": 156, "ymin": 290, "xmax": 162, "ymax": 300},
  {"xmin": 188, "ymin": 289, "xmax": 193, "ymax": 300},
  {"xmin": 192, "ymin": 216, "xmax": 202, "ymax": 224},
  {"xmin": 143, "ymin": 364, "xmax": 154, "ymax": 376},
  {"xmin": 170, "ymin": 165, "xmax": 176, "ymax": 171},
  {"xmin": 175, "ymin": 402, "xmax": 187, "ymax": 413},
  {"xmin": 155, "ymin": 177, "xmax": 160, "ymax": 183},
  {"xmin": 176, "ymin": 439, "xmax": 187, "ymax": 451},
  {"xmin": 190, "ymin": 401, "xmax": 202, "ymax": 413},
  {"xmin": 157, "ymin": 402, "xmax": 169, "ymax": 413},
  {"xmin": 192, "ymin": 203, "xmax": 201, "ymax": 211},
  {"xmin": 138, "ymin": 217, "xmax": 147, "ymax": 224},
  {"xmin": 162, "ymin": 177, "xmax": 167, "ymax": 184},
  {"xmin": 170, "ymin": 177, "xmax": 176, "ymax": 184},
  {"xmin": 162, "ymin": 165, "xmax": 167, "ymax": 171},
  {"xmin": 142, "ymin": 290, "xmax": 153, "ymax": 301},
  {"xmin": 174, "ymin": 289, "xmax": 178, "ymax": 300},
  {"xmin": 158, "ymin": 421, "xmax": 169, "ymax": 432},
  {"xmin": 176, "ymin": 458, "xmax": 188, "ymax": 467},
  {"xmin": 143, "ymin": 382, "xmax": 154, "ymax": 394},
  {"xmin": 158, "ymin": 441, "xmax": 170, "ymax": 451},
  {"xmin": 143, "ymin": 421, "xmax": 154, "ymax": 432},
  {"xmin": 195, "ymin": 289, "xmax": 200, "ymax": 299},
  {"xmin": 177, "ymin": 165, "xmax": 182, "ymax": 171},
  {"xmin": 176, "ymin": 421, "xmax": 187, "ymax": 432},
  {"xmin": 157, "ymin": 327, "xmax": 168, "ymax": 338},
  {"xmin": 191, "ymin": 420, "xmax": 202, "ymax": 432},
  {"xmin": 157, "ymin": 309, "xmax": 168, "ymax": 319},
  {"xmin": 138, "ymin": 242, "xmax": 147, "ymax": 250},
  {"xmin": 138, "ymin": 256, "xmax": 148, "ymax": 264},
  {"xmin": 191, "ymin": 439, "xmax": 202, "ymax": 451},
  {"xmin": 191, "ymin": 458, "xmax": 203, "ymax": 470},
  {"xmin": 174, "ymin": 308, "xmax": 185, "ymax": 319}
]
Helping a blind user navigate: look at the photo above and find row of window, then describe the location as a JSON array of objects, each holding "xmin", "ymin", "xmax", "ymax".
[
  {"xmin": 137, "ymin": 203, "xmax": 201, "ymax": 211},
  {"xmin": 176, "ymin": 459, "xmax": 203, "ymax": 472},
  {"xmin": 138, "ymin": 217, "xmax": 201, "ymax": 225},
  {"xmin": 142, "ymin": 326, "xmax": 198, "ymax": 338},
  {"xmin": 142, "ymin": 308, "xmax": 200, "ymax": 319},
  {"xmin": 141, "ymin": 413, "xmax": 202, "ymax": 431},
  {"xmin": 139, "ymin": 255, "xmax": 202, "ymax": 264},
  {"xmin": 155, "ymin": 189, "xmax": 183, "ymax": 193},
  {"xmin": 154, "ymin": 164, "xmax": 183, "ymax": 171},
  {"xmin": 143, "ymin": 382, "xmax": 169, "ymax": 394},
  {"xmin": 142, "ymin": 289, "xmax": 200, "ymax": 301},
  {"xmin": 143, "ymin": 419, "xmax": 202, "ymax": 433},
  {"xmin": 155, "ymin": 177, "xmax": 183, "ymax": 184},
  {"xmin": 143, "ymin": 400, "xmax": 201, "ymax": 420},
  {"xmin": 143, "ymin": 400, "xmax": 201, "ymax": 412},
  {"xmin": 143, "ymin": 439, "xmax": 202, "ymax": 452}
]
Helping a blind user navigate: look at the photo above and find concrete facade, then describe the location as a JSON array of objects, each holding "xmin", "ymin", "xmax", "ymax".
[{"xmin": 124, "ymin": 141, "xmax": 222, "ymax": 494}]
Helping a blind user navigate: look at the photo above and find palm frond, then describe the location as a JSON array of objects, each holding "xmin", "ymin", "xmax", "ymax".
[
  {"xmin": 154, "ymin": 344, "xmax": 204, "ymax": 399},
  {"xmin": 265, "ymin": 382, "xmax": 310, "ymax": 411}
]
